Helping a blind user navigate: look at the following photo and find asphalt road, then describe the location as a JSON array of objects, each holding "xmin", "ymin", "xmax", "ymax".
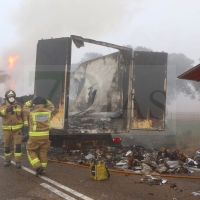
[{"xmin": 1, "ymin": 150, "xmax": 200, "ymax": 200}]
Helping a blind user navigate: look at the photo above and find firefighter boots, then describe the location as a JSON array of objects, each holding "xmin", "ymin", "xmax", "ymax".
[
  {"xmin": 4, "ymin": 161, "xmax": 11, "ymax": 167},
  {"xmin": 36, "ymin": 166, "xmax": 44, "ymax": 176},
  {"xmin": 16, "ymin": 162, "xmax": 21, "ymax": 169}
]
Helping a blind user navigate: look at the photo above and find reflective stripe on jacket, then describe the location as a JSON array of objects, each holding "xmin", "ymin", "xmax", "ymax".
[
  {"xmin": 0, "ymin": 109, "xmax": 6, "ymax": 116},
  {"xmin": 0, "ymin": 101, "xmax": 26, "ymax": 131},
  {"xmin": 29, "ymin": 131, "xmax": 49, "ymax": 136},
  {"xmin": 2, "ymin": 124, "xmax": 23, "ymax": 131},
  {"xmin": 28, "ymin": 105, "xmax": 52, "ymax": 137}
]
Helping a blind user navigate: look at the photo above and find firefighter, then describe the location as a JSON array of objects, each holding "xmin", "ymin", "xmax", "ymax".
[
  {"xmin": 0, "ymin": 90, "xmax": 28, "ymax": 168},
  {"xmin": 24, "ymin": 96, "xmax": 54, "ymax": 176}
]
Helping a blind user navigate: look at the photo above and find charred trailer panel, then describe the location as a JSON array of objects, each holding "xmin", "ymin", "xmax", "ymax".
[
  {"xmin": 34, "ymin": 38, "xmax": 71, "ymax": 130},
  {"xmin": 68, "ymin": 50, "xmax": 132, "ymax": 134},
  {"xmin": 68, "ymin": 35, "xmax": 133, "ymax": 135},
  {"xmin": 131, "ymin": 51, "xmax": 167, "ymax": 130}
]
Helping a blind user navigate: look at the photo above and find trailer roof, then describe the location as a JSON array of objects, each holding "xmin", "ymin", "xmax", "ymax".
[
  {"xmin": 177, "ymin": 63, "xmax": 200, "ymax": 81},
  {"xmin": 71, "ymin": 35, "xmax": 132, "ymax": 51}
]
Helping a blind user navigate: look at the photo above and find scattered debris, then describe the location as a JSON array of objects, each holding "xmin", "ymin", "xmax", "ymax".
[
  {"xmin": 148, "ymin": 193, "xmax": 154, "ymax": 195},
  {"xmin": 140, "ymin": 175, "xmax": 168, "ymax": 185},
  {"xmin": 192, "ymin": 191, "xmax": 200, "ymax": 196},
  {"xmin": 78, "ymin": 179, "xmax": 87, "ymax": 183},
  {"xmin": 85, "ymin": 154, "xmax": 95, "ymax": 160},
  {"xmin": 170, "ymin": 183, "xmax": 178, "ymax": 190},
  {"xmin": 101, "ymin": 194, "xmax": 109, "ymax": 198},
  {"xmin": 48, "ymin": 145, "xmax": 200, "ymax": 175}
]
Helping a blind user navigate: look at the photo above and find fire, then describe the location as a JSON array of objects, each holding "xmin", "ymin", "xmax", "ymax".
[
  {"xmin": 8, "ymin": 55, "xmax": 20, "ymax": 90},
  {"xmin": 8, "ymin": 55, "xmax": 20, "ymax": 72}
]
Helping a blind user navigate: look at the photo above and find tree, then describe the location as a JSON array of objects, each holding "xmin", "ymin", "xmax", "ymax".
[
  {"xmin": 167, "ymin": 53, "xmax": 195, "ymax": 103},
  {"xmin": 71, "ymin": 52, "xmax": 103, "ymax": 72},
  {"xmin": 81, "ymin": 52, "xmax": 103, "ymax": 63},
  {"xmin": 134, "ymin": 46, "xmax": 152, "ymax": 52}
]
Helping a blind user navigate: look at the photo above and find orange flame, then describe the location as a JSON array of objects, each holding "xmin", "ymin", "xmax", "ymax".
[
  {"xmin": 8, "ymin": 55, "xmax": 20, "ymax": 72},
  {"xmin": 8, "ymin": 55, "xmax": 20, "ymax": 90}
]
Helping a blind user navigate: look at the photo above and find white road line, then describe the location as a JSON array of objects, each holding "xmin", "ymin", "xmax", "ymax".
[
  {"xmin": 0, "ymin": 155, "xmax": 93, "ymax": 200},
  {"xmin": 39, "ymin": 174, "xmax": 93, "ymax": 200},
  {"xmin": 40, "ymin": 183, "xmax": 76, "ymax": 200}
]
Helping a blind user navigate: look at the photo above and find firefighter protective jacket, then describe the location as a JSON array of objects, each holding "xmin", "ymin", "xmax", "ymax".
[
  {"xmin": 24, "ymin": 100, "xmax": 55, "ymax": 138},
  {"xmin": 0, "ymin": 100, "xmax": 28, "ymax": 131},
  {"xmin": 25, "ymin": 99, "xmax": 54, "ymax": 112}
]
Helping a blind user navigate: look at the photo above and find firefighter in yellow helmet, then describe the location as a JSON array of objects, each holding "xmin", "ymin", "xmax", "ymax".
[
  {"xmin": 0, "ymin": 90, "xmax": 28, "ymax": 168},
  {"xmin": 24, "ymin": 96, "xmax": 54, "ymax": 176}
]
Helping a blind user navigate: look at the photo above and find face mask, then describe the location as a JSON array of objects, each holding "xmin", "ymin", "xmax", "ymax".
[{"xmin": 8, "ymin": 97, "xmax": 15, "ymax": 103}]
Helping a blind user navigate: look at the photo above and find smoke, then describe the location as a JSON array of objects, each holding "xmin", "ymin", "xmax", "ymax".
[
  {"xmin": 0, "ymin": 0, "xmax": 147, "ymax": 97},
  {"xmin": 12, "ymin": 0, "xmax": 143, "ymax": 38}
]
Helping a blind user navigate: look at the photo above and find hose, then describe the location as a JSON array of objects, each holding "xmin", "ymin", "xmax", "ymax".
[{"xmin": 48, "ymin": 158, "xmax": 200, "ymax": 180}]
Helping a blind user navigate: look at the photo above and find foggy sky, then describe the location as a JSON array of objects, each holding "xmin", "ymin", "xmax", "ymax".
[{"xmin": 1, "ymin": 0, "xmax": 200, "ymax": 112}]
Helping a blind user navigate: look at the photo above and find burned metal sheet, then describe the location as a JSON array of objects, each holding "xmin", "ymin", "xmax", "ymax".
[
  {"xmin": 131, "ymin": 51, "xmax": 168, "ymax": 130},
  {"xmin": 34, "ymin": 38, "xmax": 71, "ymax": 129},
  {"xmin": 69, "ymin": 51, "xmax": 131, "ymax": 133},
  {"xmin": 71, "ymin": 35, "xmax": 132, "ymax": 51}
]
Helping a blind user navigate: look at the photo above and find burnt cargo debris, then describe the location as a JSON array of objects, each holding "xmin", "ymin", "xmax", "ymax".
[
  {"xmin": 48, "ymin": 145, "xmax": 200, "ymax": 175},
  {"xmin": 69, "ymin": 51, "xmax": 129, "ymax": 133}
]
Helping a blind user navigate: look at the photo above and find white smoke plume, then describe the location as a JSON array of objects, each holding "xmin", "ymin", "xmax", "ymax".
[{"xmin": 0, "ymin": 0, "xmax": 147, "ymax": 97}]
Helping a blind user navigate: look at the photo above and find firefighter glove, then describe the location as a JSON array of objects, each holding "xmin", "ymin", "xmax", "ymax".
[
  {"xmin": 22, "ymin": 126, "xmax": 29, "ymax": 142},
  {"xmin": 6, "ymin": 106, "xmax": 13, "ymax": 113}
]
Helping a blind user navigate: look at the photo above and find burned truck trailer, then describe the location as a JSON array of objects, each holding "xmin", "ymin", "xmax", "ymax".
[{"xmin": 32, "ymin": 35, "xmax": 167, "ymax": 148}]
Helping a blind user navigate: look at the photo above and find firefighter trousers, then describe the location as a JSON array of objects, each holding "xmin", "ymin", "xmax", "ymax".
[
  {"xmin": 2, "ymin": 129, "xmax": 22, "ymax": 162},
  {"xmin": 26, "ymin": 137, "xmax": 51, "ymax": 170}
]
